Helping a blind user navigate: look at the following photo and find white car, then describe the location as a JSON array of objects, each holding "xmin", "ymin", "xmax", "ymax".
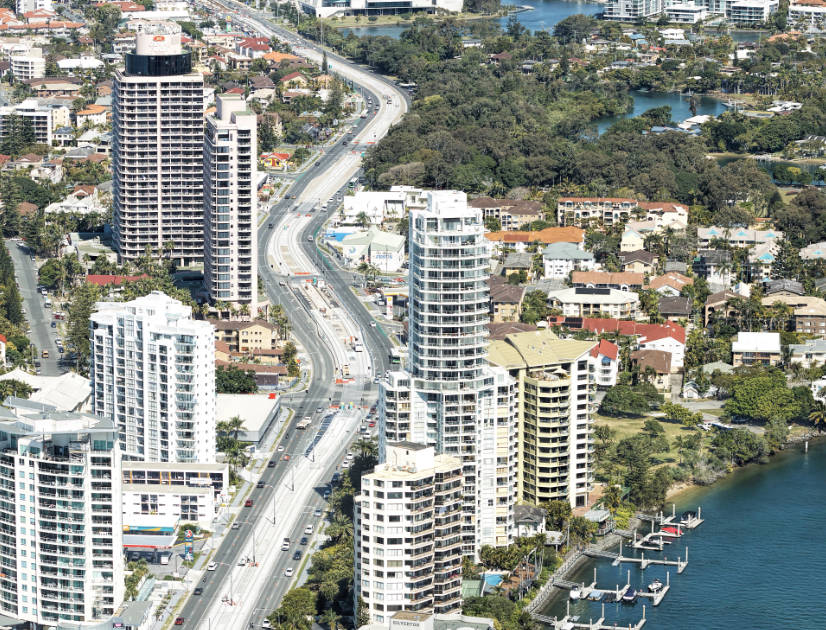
[
  {"xmin": 207, "ymin": 561, "xmax": 217, "ymax": 571},
  {"xmin": 284, "ymin": 567, "xmax": 294, "ymax": 577},
  {"xmin": 277, "ymin": 445, "xmax": 285, "ymax": 452},
  {"xmin": 304, "ymin": 525, "xmax": 314, "ymax": 535},
  {"xmin": 370, "ymin": 321, "xmax": 376, "ymax": 327},
  {"xmin": 262, "ymin": 621, "xmax": 272, "ymax": 629}
]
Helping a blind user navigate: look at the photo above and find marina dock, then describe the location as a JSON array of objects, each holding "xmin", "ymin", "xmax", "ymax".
[
  {"xmin": 585, "ymin": 542, "xmax": 689, "ymax": 573},
  {"xmin": 637, "ymin": 504, "xmax": 704, "ymax": 531},
  {"xmin": 534, "ymin": 603, "xmax": 647, "ymax": 630}
]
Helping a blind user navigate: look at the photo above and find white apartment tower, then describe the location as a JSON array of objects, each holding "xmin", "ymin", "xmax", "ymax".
[
  {"xmin": 204, "ymin": 94, "xmax": 258, "ymax": 308},
  {"xmin": 0, "ymin": 399, "xmax": 124, "ymax": 627},
  {"xmin": 89, "ymin": 292, "xmax": 216, "ymax": 463},
  {"xmin": 112, "ymin": 22, "xmax": 205, "ymax": 265},
  {"xmin": 354, "ymin": 443, "xmax": 463, "ymax": 625},
  {"xmin": 380, "ymin": 191, "xmax": 517, "ymax": 557}
]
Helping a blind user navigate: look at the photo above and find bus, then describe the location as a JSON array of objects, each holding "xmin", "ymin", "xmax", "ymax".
[{"xmin": 389, "ymin": 348, "xmax": 401, "ymax": 366}]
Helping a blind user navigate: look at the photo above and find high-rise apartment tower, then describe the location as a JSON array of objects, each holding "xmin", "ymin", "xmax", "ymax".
[
  {"xmin": 380, "ymin": 191, "xmax": 518, "ymax": 557},
  {"xmin": 204, "ymin": 94, "xmax": 258, "ymax": 308},
  {"xmin": 89, "ymin": 292, "xmax": 216, "ymax": 463},
  {"xmin": 112, "ymin": 22, "xmax": 204, "ymax": 265},
  {"xmin": 0, "ymin": 399, "xmax": 124, "ymax": 627}
]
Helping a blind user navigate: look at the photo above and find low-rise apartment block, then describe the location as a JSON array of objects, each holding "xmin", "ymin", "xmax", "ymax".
[
  {"xmin": 732, "ymin": 332, "xmax": 781, "ymax": 367},
  {"xmin": 571, "ymin": 271, "xmax": 645, "ymax": 291},
  {"xmin": 542, "ymin": 242, "xmax": 596, "ymax": 279},
  {"xmin": 547, "ymin": 287, "xmax": 640, "ymax": 320},
  {"xmin": 210, "ymin": 318, "xmax": 280, "ymax": 352},
  {"xmin": 469, "ymin": 196, "xmax": 543, "ymax": 230},
  {"xmin": 697, "ymin": 226, "xmax": 783, "ymax": 248}
]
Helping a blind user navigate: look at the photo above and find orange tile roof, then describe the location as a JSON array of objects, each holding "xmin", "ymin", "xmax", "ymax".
[
  {"xmin": 647, "ymin": 272, "xmax": 693, "ymax": 291},
  {"xmin": 572, "ymin": 271, "xmax": 644, "ymax": 286},
  {"xmin": 485, "ymin": 226, "xmax": 585, "ymax": 245}
]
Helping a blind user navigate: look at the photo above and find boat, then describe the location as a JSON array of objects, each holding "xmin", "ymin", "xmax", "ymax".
[
  {"xmin": 569, "ymin": 586, "xmax": 581, "ymax": 600},
  {"xmin": 648, "ymin": 578, "xmax": 664, "ymax": 593},
  {"xmin": 621, "ymin": 588, "xmax": 638, "ymax": 604},
  {"xmin": 662, "ymin": 526, "xmax": 682, "ymax": 535}
]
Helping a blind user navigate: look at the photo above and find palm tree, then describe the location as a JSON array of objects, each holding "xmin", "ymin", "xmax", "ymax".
[
  {"xmin": 226, "ymin": 416, "xmax": 247, "ymax": 441},
  {"xmin": 353, "ymin": 437, "xmax": 377, "ymax": 459},
  {"xmin": 809, "ymin": 403, "xmax": 826, "ymax": 433},
  {"xmin": 355, "ymin": 211, "xmax": 371, "ymax": 228},
  {"xmin": 326, "ymin": 512, "xmax": 354, "ymax": 544},
  {"xmin": 319, "ymin": 607, "xmax": 340, "ymax": 630}
]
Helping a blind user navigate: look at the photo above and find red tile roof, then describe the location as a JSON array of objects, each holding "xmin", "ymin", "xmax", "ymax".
[
  {"xmin": 559, "ymin": 317, "xmax": 686, "ymax": 344},
  {"xmin": 590, "ymin": 338, "xmax": 618, "ymax": 361},
  {"xmin": 558, "ymin": 197, "xmax": 637, "ymax": 204}
]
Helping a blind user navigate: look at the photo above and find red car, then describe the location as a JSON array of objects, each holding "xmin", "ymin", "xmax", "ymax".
[
  {"xmin": 368, "ymin": 422, "xmax": 375, "ymax": 427},
  {"xmin": 174, "ymin": 618, "xmax": 184, "ymax": 625},
  {"xmin": 282, "ymin": 454, "xmax": 291, "ymax": 461},
  {"xmin": 244, "ymin": 499, "xmax": 253, "ymax": 507}
]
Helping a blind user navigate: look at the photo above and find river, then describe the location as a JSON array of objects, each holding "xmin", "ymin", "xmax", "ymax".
[
  {"xmin": 540, "ymin": 439, "xmax": 826, "ymax": 629},
  {"xmin": 596, "ymin": 91, "xmax": 726, "ymax": 134},
  {"xmin": 338, "ymin": 0, "xmax": 603, "ymax": 38}
]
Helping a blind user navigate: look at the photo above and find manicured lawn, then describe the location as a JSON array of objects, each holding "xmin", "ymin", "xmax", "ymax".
[{"xmin": 595, "ymin": 413, "xmax": 703, "ymax": 465}]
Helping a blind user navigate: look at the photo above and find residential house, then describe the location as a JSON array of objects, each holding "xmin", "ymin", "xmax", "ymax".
[
  {"xmin": 44, "ymin": 185, "xmax": 107, "ymax": 215},
  {"xmin": 279, "ymin": 71, "xmax": 308, "ymax": 88},
  {"xmin": 469, "ymin": 196, "xmax": 544, "ymax": 230},
  {"xmin": 648, "ymin": 272, "xmax": 693, "ymax": 296},
  {"xmin": 761, "ymin": 293, "xmax": 826, "ymax": 334},
  {"xmin": 789, "ymin": 338, "xmax": 826, "ymax": 368},
  {"xmin": 75, "ymin": 103, "xmax": 108, "ymax": 127},
  {"xmin": 630, "ymin": 350, "xmax": 672, "ymax": 399},
  {"xmin": 547, "ymin": 287, "xmax": 640, "ymax": 320},
  {"xmin": 556, "ymin": 197, "xmax": 638, "ymax": 226},
  {"xmin": 340, "ymin": 189, "xmax": 410, "ymax": 226},
  {"xmin": 658, "ymin": 296, "xmax": 692, "ymax": 320},
  {"xmin": 590, "ymin": 338, "xmax": 619, "ymax": 388},
  {"xmin": 620, "ymin": 226, "xmax": 645, "ymax": 252},
  {"xmin": 693, "ymin": 250, "xmax": 734, "ymax": 290},
  {"xmin": 731, "ymin": 332, "xmax": 782, "ymax": 367},
  {"xmin": 704, "ymin": 290, "xmax": 740, "ymax": 325},
  {"xmin": 619, "ymin": 250, "xmax": 658, "ymax": 274},
  {"xmin": 571, "ymin": 271, "xmax": 644, "ymax": 291},
  {"xmin": 638, "ymin": 324, "xmax": 686, "ymax": 371},
  {"xmin": 484, "ymin": 226, "xmax": 586, "ymax": 256},
  {"xmin": 811, "ymin": 376, "xmax": 826, "ymax": 404},
  {"xmin": 542, "ymin": 242, "xmax": 596, "ymax": 279},
  {"xmin": 502, "ymin": 252, "xmax": 533, "ymax": 279},
  {"xmin": 636, "ymin": 201, "xmax": 689, "ymax": 229},
  {"xmin": 53, "ymin": 125, "xmax": 74, "ymax": 146},
  {"xmin": 697, "ymin": 226, "xmax": 783, "ymax": 248},
  {"xmin": 489, "ymin": 278, "xmax": 525, "ymax": 323},
  {"xmin": 209, "ymin": 319, "xmax": 280, "ymax": 352},
  {"xmin": 235, "ymin": 36, "xmax": 271, "ymax": 58}
]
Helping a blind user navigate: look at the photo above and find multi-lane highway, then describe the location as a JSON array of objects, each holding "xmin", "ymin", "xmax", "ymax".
[{"xmin": 178, "ymin": 3, "xmax": 409, "ymax": 628}]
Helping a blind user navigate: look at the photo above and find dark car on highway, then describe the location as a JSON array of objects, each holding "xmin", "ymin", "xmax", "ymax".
[
  {"xmin": 193, "ymin": 587, "xmax": 203, "ymax": 596},
  {"xmin": 293, "ymin": 550, "xmax": 302, "ymax": 561}
]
